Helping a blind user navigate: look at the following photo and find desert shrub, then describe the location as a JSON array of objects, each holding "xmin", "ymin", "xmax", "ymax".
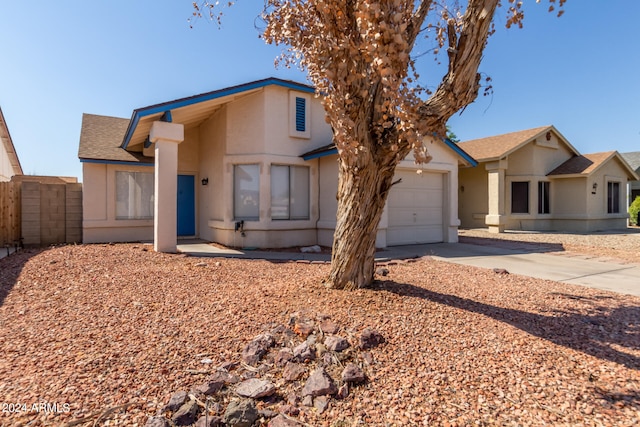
[{"xmin": 630, "ymin": 196, "xmax": 640, "ymax": 226}]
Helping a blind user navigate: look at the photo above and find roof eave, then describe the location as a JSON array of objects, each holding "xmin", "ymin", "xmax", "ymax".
[{"xmin": 121, "ymin": 77, "xmax": 315, "ymax": 150}]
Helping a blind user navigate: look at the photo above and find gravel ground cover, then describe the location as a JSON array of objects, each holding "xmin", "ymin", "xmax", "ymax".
[{"xmin": 0, "ymin": 240, "xmax": 639, "ymax": 426}]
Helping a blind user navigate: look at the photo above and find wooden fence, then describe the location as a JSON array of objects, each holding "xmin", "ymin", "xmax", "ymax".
[{"xmin": 0, "ymin": 181, "xmax": 21, "ymax": 246}]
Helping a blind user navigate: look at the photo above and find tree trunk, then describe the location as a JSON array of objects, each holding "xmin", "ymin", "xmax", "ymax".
[{"xmin": 325, "ymin": 154, "xmax": 399, "ymax": 290}]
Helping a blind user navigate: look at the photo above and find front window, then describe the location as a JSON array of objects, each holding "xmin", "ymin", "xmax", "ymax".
[
  {"xmin": 538, "ymin": 181, "xmax": 550, "ymax": 214},
  {"xmin": 234, "ymin": 164, "xmax": 260, "ymax": 220},
  {"xmin": 116, "ymin": 171, "xmax": 154, "ymax": 219},
  {"xmin": 271, "ymin": 165, "xmax": 310, "ymax": 220},
  {"xmin": 511, "ymin": 181, "xmax": 529, "ymax": 214},
  {"xmin": 607, "ymin": 181, "xmax": 620, "ymax": 214}
]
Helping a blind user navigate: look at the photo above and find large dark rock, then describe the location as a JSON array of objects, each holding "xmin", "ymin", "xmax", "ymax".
[
  {"xmin": 223, "ymin": 399, "xmax": 259, "ymax": 427},
  {"xmin": 359, "ymin": 328, "xmax": 385, "ymax": 349},
  {"xmin": 242, "ymin": 333, "xmax": 275, "ymax": 365},
  {"xmin": 269, "ymin": 414, "xmax": 304, "ymax": 426},
  {"xmin": 194, "ymin": 415, "xmax": 224, "ymax": 427},
  {"xmin": 171, "ymin": 399, "xmax": 199, "ymax": 426},
  {"xmin": 145, "ymin": 416, "xmax": 170, "ymax": 427},
  {"xmin": 235, "ymin": 378, "xmax": 276, "ymax": 398},
  {"xmin": 283, "ymin": 362, "xmax": 306, "ymax": 382},
  {"xmin": 301, "ymin": 368, "xmax": 337, "ymax": 397},
  {"xmin": 292, "ymin": 341, "xmax": 315, "ymax": 362},
  {"xmin": 342, "ymin": 363, "xmax": 367, "ymax": 384},
  {"xmin": 163, "ymin": 390, "xmax": 188, "ymax": 412},
  {"xmin": 324, "ymin": 335, "xmax": 350, "ymax": 352}
]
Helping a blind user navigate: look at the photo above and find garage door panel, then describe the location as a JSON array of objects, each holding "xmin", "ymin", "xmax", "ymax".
[{"xmin": 387, "ymin": 170, "xmax": 444, "ymax": 246}]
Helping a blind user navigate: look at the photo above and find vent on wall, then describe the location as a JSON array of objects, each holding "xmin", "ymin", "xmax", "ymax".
[
  {"xmin": 295, "ymin": 97, "xmax": 306, "ymax": 132},
  {"xmin": 289, "ymin": 91, "xmax": 310, "ymax": 139}
]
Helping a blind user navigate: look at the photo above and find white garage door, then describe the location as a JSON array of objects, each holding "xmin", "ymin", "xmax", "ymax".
[{"xmin": 387, "ymin": 170, "xmax": 444, "ymax": 246}]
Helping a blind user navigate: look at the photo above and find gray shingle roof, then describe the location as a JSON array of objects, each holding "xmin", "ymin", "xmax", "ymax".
[
  {"xmin": 78, "ymin": 113, "xmax": 153, "ymax": 164},
  {"xmin": 621, "ymin": 152, "xmax": 640, "ymax": 173}
]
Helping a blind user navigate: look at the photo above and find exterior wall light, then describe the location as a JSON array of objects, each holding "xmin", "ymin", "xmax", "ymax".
[
  {"xmin": 592, "ymin": 182, "xmax": 597, "ymax": 194},
  {"xmin": 201, "ymin": 178, "xmax": 209, "ymax": 186}
]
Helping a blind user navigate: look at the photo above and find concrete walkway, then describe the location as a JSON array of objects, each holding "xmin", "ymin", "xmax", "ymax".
[
  {"xmin": 0, "ymin": 246, "xmax": 18, "ymax": 261},
  {"xmin": 177, "ymin": 240, "xmax": 640, "ymax": 297}
]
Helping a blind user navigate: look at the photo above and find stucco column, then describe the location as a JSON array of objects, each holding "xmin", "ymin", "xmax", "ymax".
[
  {"xmin": 150, "ymin": 121, "xmax": 184, "ymax": 253},
  {"xmin": 485, "ymin": 160, "xmax": 507, "ymax": 233}
]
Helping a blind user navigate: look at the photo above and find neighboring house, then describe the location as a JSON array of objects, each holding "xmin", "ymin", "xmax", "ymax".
[
  {"xmin": 78, "ymin": 78, "xmax": 475, "ymax": 251},
  {"xmin": 621, "ymin": 152, "xmax": 640, "ymax": 205},
  {"xmin": 457, "ymin": 125, "xmax": 639, "ymax": 232},
  {"xmin": 0, "ymin": 106, "xmax": 23, "ymax": 181}
]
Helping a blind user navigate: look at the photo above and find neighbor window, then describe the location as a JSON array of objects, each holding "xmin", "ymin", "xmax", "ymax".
[
  {"xmin": 271, "ymin": 165, "xmax": 310, "ymax": 220},
  {"xmin": 116, "ymin": 171, "xmax": 154, "ymax": 219},
  {"xmin": 234, "ymin": 164, "xmax": 260, "ymax": 220},
  {"xmin": 511, "ymin": 181, "xmax": 529, "ymax": 214},
  {"xmin": 607, "ymin": 181, "xmax": 620, "ymax": 214},
  {"xmin": 538, "ymin": 181, "xmax": 550, "ymax": 214}
]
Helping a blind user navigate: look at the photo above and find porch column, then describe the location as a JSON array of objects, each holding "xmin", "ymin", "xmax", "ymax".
[
  {"xmin": 485, "ymin": 160, "xmax": 507, "ymax": 233},
  {"xmin": 150, "ymin": 121, "xmax": 184, "ymax": 253}
]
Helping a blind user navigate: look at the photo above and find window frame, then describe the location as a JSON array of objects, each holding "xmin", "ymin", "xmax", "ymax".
[
  {"xmin": 270, "ymin": 164, "xmax": 310, "ymax": 221},
  {"xmin": 607, "ymin": 181, "xmax": 621, "ymax": 214},
  {"xmin": 511, "ymin": 181, "xmax": 530, "ymax": 214},
  {"xmin": 537, "ymin": 181, "xmax": 550, "ymax": 214}
]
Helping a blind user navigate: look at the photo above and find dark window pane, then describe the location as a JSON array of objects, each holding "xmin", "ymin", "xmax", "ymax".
[{"xmin": 512, "ymin": 181, "xmax": 529, "ymax": 214}]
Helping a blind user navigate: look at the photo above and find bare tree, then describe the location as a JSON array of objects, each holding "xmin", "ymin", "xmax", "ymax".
[{"xmin": 193, "ymin": 0, "xmax": 565, "ymax": 290}]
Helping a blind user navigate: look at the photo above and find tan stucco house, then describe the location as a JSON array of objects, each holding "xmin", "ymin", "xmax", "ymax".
[
  {"xmin": 457, "ymin": 125, "xmax": 639, "ymax": 232},
  {"xmin": 621, "ymin": 152, "xmax": 640, "ymax": 205},
  {"xmin": 0, "ymin": 106, "xmax": 23, "ymax": 181},
  {"xmin": 78, "ymin": 78, "xmax": 475, "ymax": 251}
]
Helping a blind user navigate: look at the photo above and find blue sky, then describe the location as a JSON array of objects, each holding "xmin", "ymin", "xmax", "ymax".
[{"xmin": 1, "ymin": 1, "xmax": 638, "ymax": 179}]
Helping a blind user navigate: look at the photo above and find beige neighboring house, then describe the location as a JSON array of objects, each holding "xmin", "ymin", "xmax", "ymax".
[
  {"xmin": 621, "ymin": 152, "xmax": 640, "ymax": 205},
  {"xmin": 0, "ymin": 106, "xmax": 23, "ymax": 181},
  {"xmin": 78, "ymin": 78, "xmax": 476, "ymax": 251},
  {"xmin": 457, "ymin": 125, "xmax": 639, "ymax": 232}
]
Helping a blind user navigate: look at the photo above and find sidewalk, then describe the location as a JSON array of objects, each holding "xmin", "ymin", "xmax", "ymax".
[
  {"xmin": 0, "ymin": 245, "xmax": 18, "ymax": 260},
  {"xmin": 177, "ymin": 240, "xmax": 640, "ymax": 297}
]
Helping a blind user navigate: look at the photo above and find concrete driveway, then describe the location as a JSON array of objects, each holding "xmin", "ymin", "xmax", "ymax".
[
  {"xmin": 391, "ymin": 242, "xmax": 640, "ymax": 297},
  {"xmin": 177, "ymin": 240, "xmax": 640, "ymax": 297}
]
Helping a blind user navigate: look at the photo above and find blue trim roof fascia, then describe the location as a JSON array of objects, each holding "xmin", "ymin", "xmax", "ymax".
[
  {"xmin": 80, "ymin": 158, "xmax": 154, "ymax": 167},
  {"xmin": 121, "ymin": 78, "xmax": 315, "ymax": 150},
  {"xmin": 302, "ymin": 148, "xmax": 338, "ymax": 161},
  {"xmin": 442, "ymin": 137, "xmax": 478, "ymax": 167}
]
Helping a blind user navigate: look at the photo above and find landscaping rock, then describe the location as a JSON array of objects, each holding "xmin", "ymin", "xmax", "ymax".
[
  {"xmin": 171, "ymin": 399, "xmax": 199, "ymax": 426},
  {"xmin": 359, "ymin": 328, "xmax": 385, "ymax": 349},
  {"xmin": 145, "ymin": 416, "xmax": 170, "ymax": 427},
  {"xmin": 269, "ymin": 414, "xmax": 303, "ymax": 426},
  {"xmin": 191, "ymin": 379, "xmax": 224, "ymax": 396},
  {"xmin": 302, "ymin": 368, "xmax": 337, "ymax": 397},
  {"xmin": 324, "ymin": 335, "xmax": 350, "ymax": 352},
  {"xmin": 275, "ymin": 348, "xmax": 294, "ymax": 366},
  {"xmin": 375, "ymin": 267, "xmax": 389, "ymax": 276},
  {"xmin": 314, "ymin": 396, "xmax": 330, "ymax": 414},
  {"xmin": 342, "ymin": 363, "xmax": 367, "ymax": 383},
  {"xmin": 209, "ymin": 369, "xmax": 240, "ymax": 385},
  {"xmin": 337, "ymin": 383, "xmax": 349, "ymax": 399},
  {"xmin": 293, "ymin": 341, "xmax": 315, "ymax": 362},
  {"xmin": 293, "ymin": 320, "xmax": 315, "ymax": 337},
  {"xmin": 194, "ymin": 415, "xmax": 224, "ymax": 427},
  {"xmin": 283, "ymin": 362, "xmax": 306, "ymax": 382},
  {"xmin": 223, "ymin": 399, "xmax": 258, "ymax": 427},
  {"xmin": 235, "ymin": 378, "xmax": 276, "ymax": 398},
  {"xmin": 163, "ymin": 390, "xmax": 188, "ymax": 412},
  {"xmin": 242, "ymin": 333, "xmax": 275, "ymax": 365},
  {"xmin": 319, "ymin": 318, "xmax": 340, "ymax": 334}
]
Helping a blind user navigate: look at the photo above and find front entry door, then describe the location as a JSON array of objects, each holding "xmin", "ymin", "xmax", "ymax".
[{"xmin": 177, "ymin": 175, "xmax": 195, "ymax": 236}]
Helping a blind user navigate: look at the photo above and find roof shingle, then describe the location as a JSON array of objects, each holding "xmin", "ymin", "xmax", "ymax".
[
  {"xmin": 78, "ymin": 113, "xmax": 153, "ymax": 164},
  {"xmin": 547, "ymin": 151, "xmax": 615, "ymax": 176},
  {"xmin": 457, "ymin": 126, "xmax": 553, "ymax": 161}
]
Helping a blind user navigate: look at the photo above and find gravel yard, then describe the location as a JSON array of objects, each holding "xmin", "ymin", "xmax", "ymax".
[{"xmin": 0, "ymin": 237, "xmax": 639, "ymax": 426}]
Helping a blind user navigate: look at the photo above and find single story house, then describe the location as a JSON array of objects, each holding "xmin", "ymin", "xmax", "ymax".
[
  {"xmin": 457, "ymin": 125, "xmax": 639, "ymax": 232},
  {"xmin": 621, "ymin": 152, "xmax": 640, "ymax": 205},
  {"xmin": 0, "ymin": 106, "xmax": 23, "ymax": 181},
  {"xmin": 78, "ymin": 78, "xmax": 476, "ymax": 252}
]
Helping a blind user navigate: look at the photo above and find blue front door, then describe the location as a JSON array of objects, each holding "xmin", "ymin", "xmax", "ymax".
[{"xmin": 177, "ymin": 175, "xmax": 195, "ymax": 236}]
